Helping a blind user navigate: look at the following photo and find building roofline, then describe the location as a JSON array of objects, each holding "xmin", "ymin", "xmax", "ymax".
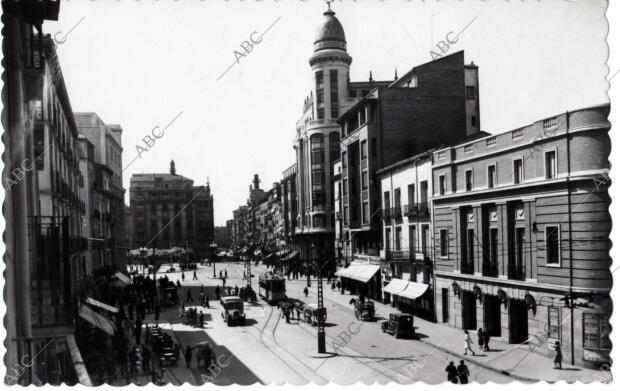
[{"xmin": 376, "ymin": 150, "xmax": 435, "ymax": 175}]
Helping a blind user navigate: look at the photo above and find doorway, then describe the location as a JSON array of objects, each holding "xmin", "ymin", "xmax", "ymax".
[
  {"xmin": 442, "ymin": 288, "xmax": 450, "ymax": 323},
  {"xmin": 483, "ymin": 294, "xmax": 502, "ymax": 336},
  {"xmin": 509, "ymin": 299, "xmax": 529, "ymax": 344},
  {"xmin": 461, "ymin": 290, "xmax": 477, "ymax": 330}
]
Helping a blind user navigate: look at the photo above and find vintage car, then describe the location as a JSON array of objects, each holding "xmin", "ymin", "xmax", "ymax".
[
  {"xmin": 220, "ymin": 296, "xmax": 246, "ymax": 326},
  {"xmin": 350, "ymin": 298, "xmax": 375, "ymax": 320},
  {"xmin": 381, "ymin": 313, "xmax": 415, "ymax": 339}
]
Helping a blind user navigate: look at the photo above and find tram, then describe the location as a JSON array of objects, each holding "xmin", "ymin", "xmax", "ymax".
[{"xmin": 258, "ymin": 272, "xmax": 286, "ymax": 304}]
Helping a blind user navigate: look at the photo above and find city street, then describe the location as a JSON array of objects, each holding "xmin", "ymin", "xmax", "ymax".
[{"xmin": 147, "ymin": 261, "xmax": 513, "ymax": 384}]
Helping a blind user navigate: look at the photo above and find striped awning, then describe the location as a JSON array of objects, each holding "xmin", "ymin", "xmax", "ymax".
[
  {"xmin": 79, "ymin": 305, "xmax": 116, "ymax": 336},
  {"xmin": 85, "ymin": 297, "xmax": 118, "ymax": 313},
  {"xmin": 114, "ymin": 271, "xmax": 132, "ymax": 285},
  {"xmin": 335, "ymin": 261, "xmax": 380, "ymax": 283}
]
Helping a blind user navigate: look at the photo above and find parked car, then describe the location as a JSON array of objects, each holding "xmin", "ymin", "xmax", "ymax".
[
  {"xmin": 381, "ymin": 313, "xmax": 415, "ymax": 339},
  {"xmin": 220, "ymin": 296, "xmax": 245, "ymax": 326}
]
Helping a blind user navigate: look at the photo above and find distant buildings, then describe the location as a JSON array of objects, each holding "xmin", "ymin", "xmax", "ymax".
[
  {"xmin": 129, "ymin": 160, "xmax": 214, "ymax": 259},
  {"xmin": 214, "ymin": 221, "xmax": 233, "ymax": 248}
]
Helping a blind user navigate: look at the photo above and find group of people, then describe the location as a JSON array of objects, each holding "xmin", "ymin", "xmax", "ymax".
[
  {"xmin": 463, "ymin": 329, "xmax": 492, "ymax": 356},
  {"xmin": 445, "ymin": 360, "xmax": 470, "ymax": 384},
  {"xmin": 279, "ymin": 301, "xmax": 301, "ymax": 324},
  {"xmin": 181, "ymin": 306, "xmax": 206, "ymax": 328}
]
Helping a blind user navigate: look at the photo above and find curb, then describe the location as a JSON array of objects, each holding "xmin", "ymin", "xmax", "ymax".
[{"xmin": 415, "ymin": 338, "xmax": 541, "ymax": 383}]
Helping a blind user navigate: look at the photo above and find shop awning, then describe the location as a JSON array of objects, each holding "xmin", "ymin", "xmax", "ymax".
[
  {"xmin": 85, "ymin": 297, "xmax": 118, "ymax": 314},
  {"xmin": 394, "ymin": 281, "xmax": 429, "ymax": 300},
  {"xmin": 114, "ymin": 271, "xmax": 132, "ymax": 285},
  {"xmin": 335, "ymin": 261, "xmax": 365, "ymax": 279},
  {"xmin": 349, "ymin": 264, "xmax": 381, "ymax": 283},
  {"xmin": 383, "ymin": 278, "xmax": 410, "ymax": 295},
  {"xmin": 79, "ymin": 305, "xmax": 116, "ymax": 336}
]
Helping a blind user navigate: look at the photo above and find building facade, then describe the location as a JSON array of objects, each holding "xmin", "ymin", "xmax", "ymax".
[
  {"xmin": 432, "ymin": 104, "xmax": 611, "ymax": 368},
  {"xmin": 336, "ymin": 51, "xmax": 481, "ymax": 263},
  {"xmin": 232, "ymin": 205, "xmax": 249, "ymax": 247},
  {"xmin": 378, "ymin": 151, "xmax": 435, "ymax": 320},
  {"xmin": 75, "ymin": 113, "xmax": 126, "ymax": 272},
  {"xmin": 129, "ymin": 161, "xmax": 214, "ymax": 259},
  {"xmin": 281, "ymin": 163, "xmax": 298, "ymax": 251}
]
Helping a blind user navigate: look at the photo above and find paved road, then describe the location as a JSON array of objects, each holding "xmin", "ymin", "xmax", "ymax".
[{"xmin": 148, "ymin": 260, "xmax": 512, "ymax": 384}]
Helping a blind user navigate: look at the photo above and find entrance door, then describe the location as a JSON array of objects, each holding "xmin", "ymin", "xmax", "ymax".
[
  {"xmin": 442, "ymin": 288, "xmax": 450, "ymax": 323},
  {"xmin": 483, "ymin": 294, "xmax": 502, "ymax": 336},
  {"xmin": 461, "ymin": 291, "xmax": 477, "ymax": 330},
  {"xmin": 509, "ymin": 299, "xmax": 529, "ymax": 344}
]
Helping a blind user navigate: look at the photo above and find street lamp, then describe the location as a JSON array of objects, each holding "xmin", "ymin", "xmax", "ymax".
[{"xmin": 312, "ymin": 243, "xmax": 326, "ymax": 353}]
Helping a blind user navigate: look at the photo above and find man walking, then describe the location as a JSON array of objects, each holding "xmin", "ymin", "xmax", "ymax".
[
  {"xmin": 464, "ymin": 330, "xmax": 475, "ymax": 356},
  {"xmin": 303, "ymin": 287, "xmax": 309, "ymax": 298},
  {"xmin": 553, "ymin": 341, "xmax": 563, "ymax": 369},
  {"xmin": 215, "ymin": 286, "xmax": 221, "ymax": 300},
  {"xmin": 186, "ymin": 288, "xmax": 194, "ymax": 303},
  {"xmin": 193, "ymin": 270, "xmax": 198, "ymax": 280},
  {"xmin": 185, "ymin": 345, "xmax": 193, "ymax": 368}
]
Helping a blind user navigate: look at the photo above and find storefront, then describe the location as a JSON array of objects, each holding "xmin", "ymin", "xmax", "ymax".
[
  {"xmin": 335, "ymin": 261, "xmax": 382, "ymax": 300},
  {"xmin": 381, "ymin": 278, "xmax": 433, "ymax": 320}
]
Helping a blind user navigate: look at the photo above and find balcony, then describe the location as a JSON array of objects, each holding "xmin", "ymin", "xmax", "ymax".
[
  {"xmin": 382, "ymin": 208, "xmax": 391, "ymax": 221},
  {"xmin": 482, "ymin": 262, "xmax": 498, "ymax": 277},
  {"xmin": 508, "ymin": 264, "xmax": 526, "ymax": 280},
  {"xmin": 461, "ymin": 261, "xmax": 474, "ymax": 275},
  {"xmin": 389, "ymin": 249, "xmax": 410, "ymax": 261},
  {"xmin": 404, "ymin": 203, "xmax": 430, "ymax": 218},
  {"xmin": 391, "ymin": 206, "xmax": 402, "ymax": 221}
]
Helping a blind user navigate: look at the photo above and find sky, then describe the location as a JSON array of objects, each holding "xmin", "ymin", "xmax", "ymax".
[{"xmin": 43, "ymin": 0, "xmax": 610, "ymax": 226}]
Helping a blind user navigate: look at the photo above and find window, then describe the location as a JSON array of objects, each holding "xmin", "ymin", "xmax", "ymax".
[
  {"xmin": 363, "ymin": 201, "xmax": 370, "ymax": 224},
  {"xmin": 361, "ymin": 140, "xmax": 368, "ymax": 159},
  {"xmin": 466, "ymin": 86, "xmax": 476, "ymax": 100},
  {"xmin": 348, "ymin": 90, "xmax": 357, "ymax": 98},
  {"xmin": 466, "ymin": 229, "xmax": 475, "ymax": 265},
  {"xmin": 317, "ymin": 108, "xmax": 324, "ymax": 119},
  {"xmin": 342, "ymin": 151, "xmax": 347, "ymax": 169},
  {"xmin": 489, "ymin": 228, "xmax": 498, "ymax": 264},
  {"xmin": 395, "ymin": 227, "xmax": 402, "ymax": 250},
  {"xmin": 409, "ymin": 225, "xmax": 417, "ymax": 253},
  {"xmin": 513, "ymin": 159, "xmax": 523, "ymax": 184},
  {"xmin": 383, "ymin": 191, "xmax": 390, "ymax": 211},
  {"xmin": 487, "ymin": 165, "xmax": 496, "ymax": 188},
  {"xmin": 471, "ymin": 115, "xmax": 477, "ymax": 127},
  {"xmin": 420, "ymin": 181, "xmax": 428, "ymax": 204},
  {"xmin": 370, "ymin": 138, "xmax": 377, "ymax": 157},
  {"xmin": 545, "ymin": 150, "xmax": 557, "ymax": 179},
  {"xmin": 343, "ymin": 179, "xmax": 348, "ymax": 196},
  {"xmin": 439, "ymin": 175, "xmax": 446, "ymax": 195},
  {"xmin": 361, "ymin": 170, "xmax": 368, "ymax": 190},
  {"xmin": 330, "ymin": 70, "xmax": 339, "ymax": 119},
  {"xmin": 311, "ymin": 150, "xmax": 324, "ymax": 164},
  {"xmin": 344, "ymin": 206, "xmax": 349, "ymax": 225},
  {"xmin": 312, "ymin": 190, "xmax": 326, "ymax": 206},
  {"xmin": 545, "ymin": 226, "xmax": 560, "ymax": 265},
  {"xmin": 361, "ymin": 89, "xmax": 369, "ymax": 96},
  {"xmin": 465, "ymin": 170, "xmax": 473, "ymax": 191},
  {"xmin": 312, "ymin": 169, "xmax": 324, "ymax": 186},
  {"xmin": 440, "ymin": 230, "xmax": 448, "ymax": 256},
  {"xmin": 583, "ymin": 314, "xmax": 611, "ymax": 351},
  {"xmin": 407, "ymin": 184, "xmax": 415, "ymax": 204}
]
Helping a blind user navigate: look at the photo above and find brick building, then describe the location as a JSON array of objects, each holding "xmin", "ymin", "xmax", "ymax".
[{"xmin": 432, "ymin": 104, "xmax": 611, "ymax": 368}]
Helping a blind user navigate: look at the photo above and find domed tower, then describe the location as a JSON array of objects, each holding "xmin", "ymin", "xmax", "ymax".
[{"xmin": 309, "ymin": 2, "xmax": 352, "ymax": 121}]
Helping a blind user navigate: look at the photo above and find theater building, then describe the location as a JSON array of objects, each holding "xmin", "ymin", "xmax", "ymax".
[{"xmin": 432, "ymin": 104, "xmax": 611, "ymax": 368}]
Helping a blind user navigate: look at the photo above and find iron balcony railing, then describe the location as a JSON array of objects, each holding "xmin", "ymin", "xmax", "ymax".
[
  {"xmin": 508, "ymin": 264, "xmax": 526, "ymax": 280},
  {"xmin": 404, "ymin": 203, "xmax": 430, "ymax": 217},
  {"xmin": 391, "ymin": 206, "xmax": 402, "ymax": 221},
  {"xmin": 382, "ymin": 208, "xmax": 391, "ymax": 221}
]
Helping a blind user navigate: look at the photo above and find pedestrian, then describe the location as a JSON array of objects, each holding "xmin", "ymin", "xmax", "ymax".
[
  {"xmin": 199, "ymin": 311, "xmax": 205, "ymax": 328},
  {"xmin": 553, "ymin": 341, "xmax": 563, "ymax": 369},
  {"xmin": 182, "ymin": 272, "xmax": 185, "ymax": 281},
  {"xmin": 186, "ymin": 288, "xmax": 194, "ymax": 303},
  {"xmin": 464, "ymin": 330, "xmax": 475, "ymax": 356},
  {"xmin": 445, "ymin": 361, "xmax": 458, "ymax": 384},
  {"xmin": 225, "ymin": 270, "xmax": 228, "ymax": 279},
  {"xmin": 215, "ymin": 286, "xmax": 221, "ymax": 300},
  {"xmin": 185, "ymin": 345, "xmax": 193, "ymax": 368},
  {"xmin": 457, "ymin": 360, "xmax": 470, "ymax": 384},
  {"xmin": 200, "ymin": 284, "xmax": 205, "ymax": 294},
  {"xmin": 223, "ymin": 277, "xmax": 227, "ymax": 287},
  {"xmin": 193, "ymin": 270, "xmax": 198, "ymax": 280},
  {"xmin": 477, "ymin": 328, "xmax": 485, "ymax": 351},
  {"xmin": 205, "ymin": 294, "xmax": 210, "ymax": 309},
  {"xmin": 303, "ymin": 287, "xmax": 309, "ymax": 298},
  {"xmin": 484, "ymin": 329, "xmax": 491, "ymax": 352},
  {"xmin": 331, "ymin": 282, "xmax": 336, "ymax": 290},
  {"xmin": 219, "ymin": 270, "xmax": 223, "ymax": 279}
]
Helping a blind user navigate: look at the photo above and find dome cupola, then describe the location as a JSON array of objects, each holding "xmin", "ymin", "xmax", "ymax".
[{"xmin": 313, "ymin": 2, "xmax": 346, "ymax": 52}]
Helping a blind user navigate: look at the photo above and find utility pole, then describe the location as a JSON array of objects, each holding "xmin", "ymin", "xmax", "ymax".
[{"xmin": 313, "ymin": 243, "xmax": 326, "ymax": 353}]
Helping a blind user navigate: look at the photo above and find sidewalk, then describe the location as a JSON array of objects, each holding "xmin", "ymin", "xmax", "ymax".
[{"xmin": 312, "ymin": 281, "xmax": 604, "ymax": 383}]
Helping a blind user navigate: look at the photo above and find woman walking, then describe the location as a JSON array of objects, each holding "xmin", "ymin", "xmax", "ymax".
[
  {"xmin": 477, "ymin": 328, "xmax": 485, "ymax": 351},
  {"xmin": 553, "ymin": 341, "xmax": 563, "ymax": 369},
  {"xmin": 464, "ymin": 330, "xmax": 476, "ymax": 356}
]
